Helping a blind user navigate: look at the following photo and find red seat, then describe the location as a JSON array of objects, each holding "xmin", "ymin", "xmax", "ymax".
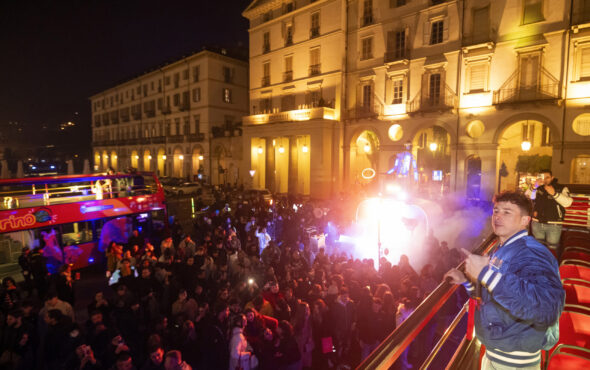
[
  {"xmin": 560, "ymin": 265, "xmax": 590, "ymax": 285},
  {"xmin": 562, "ymin": 251, "xmax": 590, "ymax": 262},
  {"xmin": 564, "ymin": 284, "xmax": 590, "ymax": 307},
  {"xmin": 556, "ymin": 310, "xmax": 590, "ymax": 349},
  {"xmin": 562, "ymin": 237, "xmax": 590, "ymax": 248},
  {"xmin": 546, "ymin": 345, "xmax": 590, "ymax": 370}
]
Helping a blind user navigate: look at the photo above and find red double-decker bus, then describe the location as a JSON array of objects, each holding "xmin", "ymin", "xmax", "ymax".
[{"xmin": 0, "ymin": 172, "xmax": 167, "ymax": 272}]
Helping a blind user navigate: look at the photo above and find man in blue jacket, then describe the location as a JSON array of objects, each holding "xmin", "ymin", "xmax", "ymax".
[{"xmin": 446, "ymin": 191, "xmax": 564, "ymax": 369}]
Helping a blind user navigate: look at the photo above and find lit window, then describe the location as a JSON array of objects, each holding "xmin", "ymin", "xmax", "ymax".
[
  {"xmin": 579, "ymin": 46, "xmax": 590, "ymax": 80},
  {"xmin": 223, "ymin": 88, "xmax": 232, "ymax": 103},
  {"xmin": 467, "ymin": 63, "xmax": 487, "ymax": 93},
  {"xmin": 392, "ymin": 79, "xmax": 403, "ymax": 104},
  {"xmin": 192, "ymin": 88, "xmax": 201, "ymax": 102}
]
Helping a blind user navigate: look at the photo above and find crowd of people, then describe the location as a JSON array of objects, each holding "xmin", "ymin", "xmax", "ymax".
[{"xmin": 0, "ymin": 186, "xmax": 463, "ymax": 370}]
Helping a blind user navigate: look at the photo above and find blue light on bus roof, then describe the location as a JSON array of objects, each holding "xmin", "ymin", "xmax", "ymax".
[
  {"xmin": 80, "ymin": 204, "xmax": 113, "ymax": 214},
  {"xmin": 88, "ymin": 258, "xmax": 95, "ymax": 263},
  {"xmin": 50, "ymin": 165, "xmax": 55, "ymax": 169}
]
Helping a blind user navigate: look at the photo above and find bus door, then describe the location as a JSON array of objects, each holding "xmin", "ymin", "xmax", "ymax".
[{"xmin": 60, "ymin": 221, "xmax": 94, "ymax": 270}]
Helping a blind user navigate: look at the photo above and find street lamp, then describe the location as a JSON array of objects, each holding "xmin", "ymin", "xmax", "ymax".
[
  {"xmin": 257, "ymin": 146, "xmax": 263, "ymax": 154},
  {"xmin": 162, "ymin": 155, "xmax": 167, "ymax": 160},
  {"xmin": 249, "ymin": 170, "xmax": 256, "ymax": 177},
  {"xmin": 364, "ymin": 143, "xmax": 371, "ymax": 153},
  {"xmin": 179, "ymin": 155, "xmax": 184, "ymax": 160},
  {"xmin": 279, "ymin": 146, "xmax": 285, "ymax": 154},
  {"xmin": 429, "ymin": 142, "xmax": 438, "ymax": 152},
  {"xmin": 521, "ymin": 141, "xmax": 531, "ymax": 151},
  {"xmin": 198, "ymin": 155, "xmax": 204, "ymax": 161}
]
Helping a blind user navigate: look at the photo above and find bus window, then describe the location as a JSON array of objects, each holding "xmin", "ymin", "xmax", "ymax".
[{"xmin": 61, "ymin": 221, "xmax": 93, "ymax": 245}]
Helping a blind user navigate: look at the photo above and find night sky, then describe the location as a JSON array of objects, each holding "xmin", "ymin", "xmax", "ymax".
[{"xmin": 0, "ymin": 0, "xmax": 251, "ymax": 157}]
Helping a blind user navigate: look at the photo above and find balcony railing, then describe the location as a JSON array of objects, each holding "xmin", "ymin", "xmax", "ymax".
[
  {"xmin": 187, "ymin": 133, "xmax": 205, "ymax": 142},
  {"xmin": 384, "ymin": 49, "xmax": 409, "ymax": 63},
  {"xmin": 285, "ymin": 36, "xmax": 293, "ymax": 46},
  {"xmin": 261, "ymin": 76, "xmax": 270, "ymax": 87},
  {"xmin": 243, "ymin": 106, "xmax": 336, "ymax": 125},
  {"xmin": 310, "ymin": 27, "xmax": 320, "ymax": 38},
  {"xmin": 348, "ymin": 103, "xmax": 383, "ymax": 119},
  {"xmin": 167, "ymin": 135, "xmax": 184, "ymax": 144},
  {"xmin": 263, "ymin": 44, "xmax": 270, "ymax": 54},
  {"xmin": 179, "ymin": 103, "xmax": 190, "ymax": 112},
  {"xmin": 493, "ymin": 66, "xmax": 560, "ymax": 105},
  {"xmin": 407, "ymin": 84, "xmax": 458, "ymax": 113},
  {"xmin": 283, "ymin": 71, "xmax": 293, "ymax": 82},
  {"xmin": 145, "ymin": 110, "xmax": 156, "ymax": 118},
  {"xmin": 132, "ymin": 112, "xmax": 142, "ymax": 120},
  {"xmin": 362, "ymin": 14, "xmax": 373, "ymax": 27},
  {"xmin": 309, "ymin": 64, "xmax": 321, "ymax": 76},
  {"xmin": 160, "ymin": 105, "xmax": 171, "ymax": 115},
  {"xmin": 151, "ymin": 136, "xmax": 165, "ymax": 144}
]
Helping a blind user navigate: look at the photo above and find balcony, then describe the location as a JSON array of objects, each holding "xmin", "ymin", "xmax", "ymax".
[
  {"xmin": 179, "ymin": 103, "xmax": 190, "ymax": 112},
  {"xmin": 384, "ymin": 49, "xmax": 409, "ymax": 63},
  {"xmin": 243, "ymin": 106, "xmax": 337, "ymax": 125},
  {"xmin": 187, "ymin": 133, "xmax": 205, "ymax": 142},
  {"xmin": 167, "ymin": 135, "xmax": 184, "ymax": 144},
  {"xmin": 348, "ymin": 104, "xmax": 383, "ymax": 119},
  {"xmin": 261, "ymin": 76, "xmax": 271, "ymax": 87},
  {"xmin": 407, "ymin": 85, "xmax": 457, "ymax": 113},
  {"xmin": 151, "ymin": 136, "xmax": 165, "ymax": 144},
  {"xmin": 310, "ymin": 27, "xmax": 320, "ymax": 38},
  {"xmin": 283, "ymin": 71, "xmax": 293, "ymax": 82},
  {"xmin": 309, "ymin": 64, "xmax": 321, "ymax": 76},
  {"xmin": 132, "ymin": 112, "xmax": 142, "ymax": 120},
  {"xmin": 145, "ymin": 110, "xmax": 156, "ymax": 118},
  {"xmin": 493, "ymin": 67, "xmax": 560, "ymax": 105},
  {"xmin": 263, "ymin": 44, "xmax": 270, "ymax": 54}
]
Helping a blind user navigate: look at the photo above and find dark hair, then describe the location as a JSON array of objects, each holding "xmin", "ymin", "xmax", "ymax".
[
  {"xmin": 47, "ymin": 309, "xmax": 63, "ymax": 322},
  {"xmin": 493, "ymin": 191, "xmax": 533, "ymax": 217},
  {"xmin": 278, "ymin": 320, "xmax": 294, "ymax": 338},
  {"xmin": 46, "ymin": 290, "xmax": 58, "ymax": 300},
  {"xmin": 7, "ymin": 308, "xmax": 23, "ymax": 319},
  {"xmin": 116, "ymin": 351, "xmax": 132, "ymax": 363},
  {"xmin": 540, "ymin": 169, "xmax": 552, "ymax": 176}
]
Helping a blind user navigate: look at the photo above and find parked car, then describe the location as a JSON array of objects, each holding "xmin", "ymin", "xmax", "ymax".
[
  {"xmin": 246, "ymin": 189, "xmax": 273, "ymax": 202},
  {"xmin": 167, "ymin": 182, "xmax": 202, "ymax": 196}
]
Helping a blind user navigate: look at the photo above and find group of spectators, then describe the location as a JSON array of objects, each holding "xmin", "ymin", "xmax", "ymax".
[{"xmin": 0, "ymin": 186, "xmax": 462, "ymax": 370}]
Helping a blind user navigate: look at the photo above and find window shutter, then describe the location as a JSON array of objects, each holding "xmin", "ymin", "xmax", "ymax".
[
  {"xmin": 470, "ymin": 64, "xmax": 486, "ymax": 91},
  {"xmin": 423, "ymin": 21, "xmax": 431, "ymax": 45},
  {"xmin": 443, "ymin": 16, "xmax": 449, "ymax": 41},
  {"xmin": 387, "ymin": 31, "xmax": 395, "ymax": 51},
  {"xmin": 581, "ymin": 47, "xmax": 590, "ymax": 78}
]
